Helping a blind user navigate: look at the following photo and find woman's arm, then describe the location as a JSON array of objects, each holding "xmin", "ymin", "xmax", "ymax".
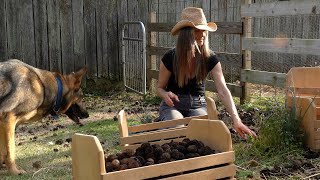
[
  {"xmin": 157, "ymin": 62, "xmax": 179, "ymax": 107},
  {"xmin": 211, "ymin": 62, "xmax": 256, "ymax": 138}
]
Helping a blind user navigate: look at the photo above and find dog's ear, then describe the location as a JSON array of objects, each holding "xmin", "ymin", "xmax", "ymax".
[{"xmin": 70, "ymin": 66, "xmax": 87, "ymax": 89}]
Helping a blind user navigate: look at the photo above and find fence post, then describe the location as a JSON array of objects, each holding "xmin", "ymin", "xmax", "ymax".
[
  {"xmin": 147, "ymin": 12, "xmax": 157, "ymax": 93},
  {"xmin": 240, "ymin": 0, "xmax": 252, "ymax": 104}
]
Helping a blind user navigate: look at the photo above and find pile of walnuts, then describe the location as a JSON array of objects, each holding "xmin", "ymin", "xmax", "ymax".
[{"xmin": 105, "ymin": 138, "xmax": 216, "ymax": 172}]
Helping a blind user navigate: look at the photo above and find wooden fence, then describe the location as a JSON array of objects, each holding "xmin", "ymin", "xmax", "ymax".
[
  {"xmin": 147, "ymin": 0, "xmax": 320, "ymax": 102},
  {"xmin": 0, "ymin": 0, "xmax": 320, "ymax": 99},
  {"xmin": 0, "ymin": 0, "xmax": 149, "ymax": 80}
]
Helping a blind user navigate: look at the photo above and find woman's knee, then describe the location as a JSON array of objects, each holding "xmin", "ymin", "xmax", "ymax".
[
  {"xmin": 189, "ymin": 107, "xmax": 207, "ymax": 117},
  {"xmin": 160, "ymin": 109, "xmax": 184, "ymax": 121}
]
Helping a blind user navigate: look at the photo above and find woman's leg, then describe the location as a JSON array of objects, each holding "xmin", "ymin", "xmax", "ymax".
[
  {"xmin": 159, "ymin": 101, "xmax": 184, "ymax": 121},
  {"xmin": 187, "ymin": 95, "xmax": 207, "ymax": 117},
  {"xmin": 188, "ymin": 106, "xmax": 207, "ymax": 117}
]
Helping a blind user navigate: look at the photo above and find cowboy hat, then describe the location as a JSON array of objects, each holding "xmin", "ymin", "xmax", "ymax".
[{"xmin": 171, "ymin": 7, "xmax": 217, "ymax": 36}]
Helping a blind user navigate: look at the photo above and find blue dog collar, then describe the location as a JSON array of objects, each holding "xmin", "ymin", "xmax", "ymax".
[{"xmin": 53, "ymin": 76, "xmax": 63, "ymax": 113}]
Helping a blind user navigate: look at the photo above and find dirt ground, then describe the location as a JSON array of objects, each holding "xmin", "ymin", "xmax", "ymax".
[{"xmin": 13, "ymin": 90, "xmax": 320, "ymax": 179}]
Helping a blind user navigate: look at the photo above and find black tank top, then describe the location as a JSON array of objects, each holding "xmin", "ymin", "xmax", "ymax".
[{"xmin": 161, "ymin": 48, "xmax": 219, "ymax": 96}]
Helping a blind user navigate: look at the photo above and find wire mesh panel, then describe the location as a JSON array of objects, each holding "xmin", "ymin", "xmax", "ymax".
[
  {"xmin": 252, "ymin": 0, "xmax": 320, "ymax": 73},
  {"xmin": 121, "ymin": 22, "xmax": 146, "ymax": 95}
]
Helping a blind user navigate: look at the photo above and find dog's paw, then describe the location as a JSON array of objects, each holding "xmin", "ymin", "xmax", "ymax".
[{"xmin": 9, "ymin": 167, "xmax": 26, "ymax": 175}]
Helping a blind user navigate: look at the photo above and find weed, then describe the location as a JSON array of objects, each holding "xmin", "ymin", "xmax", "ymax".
[{"xmin": 234, "ymin": 94, "xmax": 306, "ymax": 179}]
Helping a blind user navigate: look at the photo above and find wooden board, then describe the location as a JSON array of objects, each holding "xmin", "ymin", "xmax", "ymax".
[
  {"xmin": 242, "ymin": 37, "xmax": 320, "ymax": 56},
  {"xmin": 100, "ymin": 152, "xmax": 234, "ymax": 180},
  {"xmin": 241, "ymin": 69, "xmax": 286, "ymax": 88},
  {"xmin": 72, "ymin": 133, "xmax": 106, "ymax": 180},
  {"xmin": 287, "ymin": 67, "xmax": 320, "ymax": 88}
]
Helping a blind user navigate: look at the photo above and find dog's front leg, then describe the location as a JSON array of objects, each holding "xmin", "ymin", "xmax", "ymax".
[
  {"xmin": 0, "ymin": 113, "xmax": 26, "ymax": 175},
  {"xmin": 0, "ymin": 132, "xmax": 6, "ymax": 169}
]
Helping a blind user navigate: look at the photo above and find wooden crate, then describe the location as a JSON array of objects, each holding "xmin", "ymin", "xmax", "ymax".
[
  {"xmin": 286, "ymin": 67, "xmax": 320, "ymax": 151},
  {"xmin": 72, "ymin": 98, "xmax": 236, "ymax": 179},
  {"xmin": 118, "ymin": 96, "xmax": 219, "ymax": 150}
]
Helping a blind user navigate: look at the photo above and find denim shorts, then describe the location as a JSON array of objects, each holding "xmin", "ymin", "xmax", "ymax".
[{"xmin": 159, "ymin": 94, "xmax": 207, "ymax": 121}]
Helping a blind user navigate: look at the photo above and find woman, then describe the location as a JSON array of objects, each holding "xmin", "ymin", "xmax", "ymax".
[{"xmin": 156, "ymin": 7, "xmax": 256, "ymax": 138}]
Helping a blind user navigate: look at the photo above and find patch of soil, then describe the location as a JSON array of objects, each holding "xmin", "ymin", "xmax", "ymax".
[{"xmin": 13, "ymin": 91, "xmax": 320, "ymax": 179}]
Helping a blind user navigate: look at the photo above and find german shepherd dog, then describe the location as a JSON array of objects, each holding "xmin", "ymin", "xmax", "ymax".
[{"xmin": 0, "ymin": 59, "xmax": 88, "ymax": 175}]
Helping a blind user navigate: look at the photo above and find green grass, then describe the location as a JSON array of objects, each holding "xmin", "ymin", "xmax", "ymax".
[
  {"xmin": 0, "ymin": 117, "xmax": 140, "ymax": 180},
  {"xmin": 0, "ymin": 91, "xmax": 309, "ymax": 179},
  {"xmin": 232, "ymin": 94, "xmax": 306, "ymax": 179}
]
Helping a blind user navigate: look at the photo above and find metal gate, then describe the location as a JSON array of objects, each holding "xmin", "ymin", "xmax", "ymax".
[{"xmin": 121, "ymin": 22, "xmax": 146, "ymax": 95}]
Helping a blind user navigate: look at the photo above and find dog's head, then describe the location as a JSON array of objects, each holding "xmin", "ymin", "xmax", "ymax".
[
  {"xmin": 56, "ymin": 66, "xmax": 88, "ymax": 124},
  {"xmin": 64, "ymin": 88, "xmax": 89, "ymax": 125}
]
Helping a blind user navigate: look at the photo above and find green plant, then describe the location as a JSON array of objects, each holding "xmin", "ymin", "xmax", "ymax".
[
  {"xmin": 235, "ymin": 94, "xmax": 305, "ymax": 164},
  {"xmin": 254, "ymin": 103, "xmax": 305, "ymax": 153}
]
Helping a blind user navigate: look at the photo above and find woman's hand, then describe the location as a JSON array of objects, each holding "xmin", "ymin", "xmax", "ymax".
[
  {"xmin": 233, "ymin": 119, "xmax": 257, "ymax": 139},
  {"xmin": 163, "ymin": 91, "xmax": 179, "ymax": 107}
]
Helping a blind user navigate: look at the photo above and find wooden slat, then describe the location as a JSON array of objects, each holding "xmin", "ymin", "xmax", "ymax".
[
  {"xmin": 147, "ymin": 22, "xmax": 243, "ymax": 34},
  {"xmin": 95, "ymin": 0, "xmax": 103, "ymax": 77},
  {"xmin": 102, "ymin": 151, "xmax": 235, "ymax": 180},
  {"xmin": 83, "ymin": 0, "xmax": 97, "ymax": 77},
  {"xmin": 128, "ymin": 115, "xmax": 207, "ymax": 133},
  {"xmin": 287, "ymin": 67, "xmax": 320, "ymax": 87},
  {"xmin": 33, "ymin": 0, "xmax": 49, "ymax": 70},
  {"xmin": 242, "ymin": 37, "xmax": 320, "ymax": 56},
  {"xmin": 7, "ymin": 0, "xmax": 21, "ymax": 60},
  {"xmin": 146, "ymin": 11, "xmax": 157, "ymax": 88},
  {"xmin": 47, "ymin": 0, "xmax": 61, "ymax": 71},
  {"xmin": 147, "ymin": 46, "xmax": 172, "ymax": 56},
  {"xmin": 120, "ymin": 128, "xmax": 187, "ymax": 145},
  {"xmin": 206, "ymin": 96, "xmax": 219, "ymax": 120},
  {"xmin": 158, "ymin": 1, "xmax": 167, "ymax": 48},
  {"xmin": 241, "ymin": 0, "xmax": 252, "ymax": 104},
  {"xmin": 300, "ymin": 97, "xmax": 317, "ymax": 149},
  {"xmin": 241, "ymin": 0, "xmax": 320, "ymax": 17},
  {"xmin": 0, "ymin": 0, "xmax": 6, "ymax": 61},
  {"xmin": 72, "ymin": 133, "xmax": 106, "ymax": 180},
  {"xmin": 72, "ymin": 0, "xmax": 86, "ymax": 71},
  {"xmin": 205, "ymin": 80, "xmax": 242, "ymax": 98},
  {"xmin": 107, "ymin": 0, "xmax": 120, "ymax": 79},
  {"xmin": 118, "ymin": 110, "xmax": 129, "ymax": 138},
  {"xmin": 60, "ymin": 0, "xmax": 73, "ymax": 74},
  {"xmin": 20, "ymin": 0, "xmax": 35, "ymax": 66},
  {"xmin": 241, "ymin": 69, "xmax": 286, "ymax": 87},
  {"xmin": 292, "ymin": 88, "xmax": 320, "ymax": 96},
  {"xmin": 187, "ymin": 119, "xmax": 233, "ymax": 152},
  {"xmin": 164, "ymin": 164, "xmax": 236, "ymax": 180}
]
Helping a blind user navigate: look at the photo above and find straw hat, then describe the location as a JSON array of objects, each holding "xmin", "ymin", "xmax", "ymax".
[{"xmin": 171, "ymin": 7, "xmax": 217, "ymax": 36}]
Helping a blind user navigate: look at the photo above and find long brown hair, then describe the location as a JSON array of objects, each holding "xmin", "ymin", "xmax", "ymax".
[{"xmin": 174, "ymin": 27, "xmax": 211, "ymax": 87}]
